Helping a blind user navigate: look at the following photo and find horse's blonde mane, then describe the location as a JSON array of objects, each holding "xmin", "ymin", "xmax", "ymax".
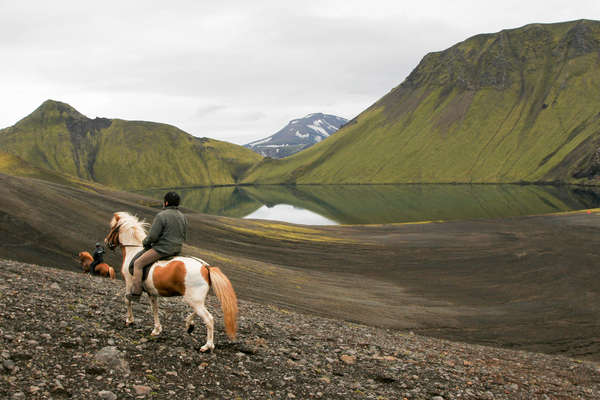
[{"xmin": 112, "ymin": 212, "xmax": 148, "ymax": 243}]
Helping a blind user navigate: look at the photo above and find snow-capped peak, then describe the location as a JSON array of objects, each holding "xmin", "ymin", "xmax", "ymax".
[{"xmin": 244, "ymin": 113, "xmax": 348, "ymax": 159}]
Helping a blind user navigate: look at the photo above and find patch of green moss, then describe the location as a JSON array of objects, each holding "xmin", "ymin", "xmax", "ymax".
[
  {"xmin": 242, "ymin": 20, "xmax": 600, "ymax": 185},
  {"xmin": 0, "ymin": 101, "xmax": 262, "ymax": 190}
]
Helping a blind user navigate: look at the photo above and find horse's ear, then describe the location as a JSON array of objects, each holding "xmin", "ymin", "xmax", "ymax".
[{"xmin": 114, "ymin": 213, "xmax": 120, "ymax": 222}]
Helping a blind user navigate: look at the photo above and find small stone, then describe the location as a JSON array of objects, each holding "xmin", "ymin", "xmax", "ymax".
[
  {"xmin": 133, "ymin": 385, "xmax": 152, "ymax": 395},
  {"xmin": 50, "ymin": 283, "xmax": 60, "ymax": 290},
  {"xmin": 166, "ymin": 371, "xmax": 178, "ymax": 376},
  {"xmin": 12, "ymin": 392, "xmax": 25, "ymax": 400},
  {"xmin": 286, "ymin": 359, "xmax": 297, "ymax": 367},
  {"xmin": 3, "ymin": 359, "xmax": 15, "ymax": 371},
  {"xmin": 340, "ymin": 355, "xmax": 356, "ymax": 364},
  {"xmin": 319, "ymin": 376, "xmax": 331, "ymax": 384},
  {"xmin": 98, "ymin": 390, "xmax": 117, "ymax": 400},
  {"xmin": 107, "ymin": 339, "xmax": 115, "ymax": 346},
  {"xmin": 95, "ymin": 347, "xmax": 130, "ymax": 374},
  {"xmin": 432, "ymin": 396, "xmax": 445, "ymax": 400}
]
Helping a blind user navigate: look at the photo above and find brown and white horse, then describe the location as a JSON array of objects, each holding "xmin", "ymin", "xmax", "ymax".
[
  {"xmin": 78, "ymin": 251, "xmax": 116, "ymax": 279},
  {"xmin": 104, "ymin": 212, "xmax": 237, "ymax": 351}
]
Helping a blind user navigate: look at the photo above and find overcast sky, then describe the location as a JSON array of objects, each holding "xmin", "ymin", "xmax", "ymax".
[{"xmin": 1, "ymin": 1, "xmax": 598, "ymax": 144}]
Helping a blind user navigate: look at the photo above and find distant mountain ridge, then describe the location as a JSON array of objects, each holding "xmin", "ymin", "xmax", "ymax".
[
  {"xmin": 245, "ymin": 113, "xmax": 347, "ymax": 158},
  {"xmin": 242, "ymin": 19, "xmax": 600, "ymax": 185},
  {"xmin": 0, "ymin": 100, "xmax": 262, "ymax": 190}
]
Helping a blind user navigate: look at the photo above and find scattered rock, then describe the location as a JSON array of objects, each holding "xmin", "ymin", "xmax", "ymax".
[
  {"xmin": 98, "ymin": 390, "xmax": 117, "ymax": 400},
  {"xmin": 3, "ymin": 359, "xmax": 15, "ymax": 371},
  {"xmin": 340, "ymin": 355, "xmax": 356, "ymax": 364},
  {"xmin": 94, "ymin": 347, "xmax": 130, "ymax": 374},
  {"xmin": 133, "ymin": 385, "xmax": 152, "ymax": 395}
]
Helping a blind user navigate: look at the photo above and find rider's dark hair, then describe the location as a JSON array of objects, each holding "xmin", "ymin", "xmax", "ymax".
[{"xmin": 164, "ymin": 191, "xmax": 180, "ymax": 207}]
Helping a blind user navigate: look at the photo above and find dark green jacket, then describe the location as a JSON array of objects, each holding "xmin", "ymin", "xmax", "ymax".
[{"xmin": 143, "ymin": 206, "xmax": 188, "ymax": 255}]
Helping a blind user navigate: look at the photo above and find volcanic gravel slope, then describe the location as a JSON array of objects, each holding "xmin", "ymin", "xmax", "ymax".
[
  {"xmin": 3, "ymin": 173, "xmax": 600, "ymax": 361},
  {"xmin": 1, "ymin": 259, "xmax": 600, "ymax": 400}
]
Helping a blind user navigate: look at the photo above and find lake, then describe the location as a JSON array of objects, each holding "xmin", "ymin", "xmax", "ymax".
[{"xmin": 137, "ymin": 184, "xmax": 600, "ymax": 225}]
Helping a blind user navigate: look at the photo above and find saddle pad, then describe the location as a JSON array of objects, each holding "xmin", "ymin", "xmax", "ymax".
[{"xmin": 128, "ymin": 251, "xmax": 177, "ymax": 282}]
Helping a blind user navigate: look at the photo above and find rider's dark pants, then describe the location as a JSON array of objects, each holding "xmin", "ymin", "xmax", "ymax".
[{"xmin": 90, "ymin": 260, "xmax": 100, "ymax": 275}]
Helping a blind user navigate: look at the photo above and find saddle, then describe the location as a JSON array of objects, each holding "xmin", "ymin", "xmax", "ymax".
[{"xmin": 128, "ymin": 250, "xmax": 178, "ymax": 282}]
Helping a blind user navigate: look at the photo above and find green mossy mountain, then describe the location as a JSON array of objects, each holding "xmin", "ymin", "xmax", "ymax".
[
  {"xmin": 0, "ymin": 100, "xmax": 262, "ymax": 190},
  {"xmin": 242, "ymin": 20, "xmax": 600, "ymax": 185}
]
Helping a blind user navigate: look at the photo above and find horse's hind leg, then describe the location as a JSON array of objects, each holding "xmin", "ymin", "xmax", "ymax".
[
  {"xmin": 150, "ymin": 296, "xmax": 162, "ymax": 336},
  {"xmin": 194, "ymin": 304, "xmax": 214, "ymax": 352},
  {"xmin": 184, "ymin": 285, "xmax": 214, "ymax": 352},
  {"xmin": 185, "ymin": 312, "xmax": 196, "ymax": 334}
]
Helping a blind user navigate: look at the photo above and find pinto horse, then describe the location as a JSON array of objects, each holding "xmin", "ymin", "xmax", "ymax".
[
  {"xmin": 104, "ymin": 212, "xmax": 237, "ymax": 351},
  {"xmin": 78, "ymin": 251, "xmax": 116, "ymax": 279}
]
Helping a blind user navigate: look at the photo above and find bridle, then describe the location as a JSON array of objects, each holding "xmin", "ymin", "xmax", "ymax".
[{"xmin": 104, "ymin": 222, "xmax": 142, "ymax": 251}]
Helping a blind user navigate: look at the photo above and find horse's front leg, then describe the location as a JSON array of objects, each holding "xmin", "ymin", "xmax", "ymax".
[
  {"xmin": 124, "ymin": 279, "xmax": 135, "ymax": 325},
  {"xmin": 124, "ymin": 294, "xmax": 135, "ymax": 326},
  {"xmin": 150, "ymin": 296, "xmax": 162, "ymax": 336}
]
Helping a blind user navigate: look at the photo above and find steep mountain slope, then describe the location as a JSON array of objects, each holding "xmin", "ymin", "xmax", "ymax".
[
  {"xmin": 244, "ymin": 113, "xmax": 347, "ymax": 158},
  {"xmin": 0, "ymin": 150, "xmax": 86, "ymax": 187},
  {"xmin": 0, "ymin": 100, "xmax": 262, "ymax": 189},
  {"xmin": 243, "ymin": 20, "xmax": 600, "ymax": 185}
]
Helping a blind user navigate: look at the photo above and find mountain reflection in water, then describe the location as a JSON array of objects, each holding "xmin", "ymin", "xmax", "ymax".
[{"xmin": 136, "ymin": 184, "xmax": 600, "ymax": 225}]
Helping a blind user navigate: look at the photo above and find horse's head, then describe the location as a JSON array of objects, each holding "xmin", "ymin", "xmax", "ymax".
[
  {"xmin": 104, "ymin": 212, "xmax": 147, "ymax": 250},
  {"xmin": 78, "ymin": 251, "xmax": 92, "ymax": 271}
]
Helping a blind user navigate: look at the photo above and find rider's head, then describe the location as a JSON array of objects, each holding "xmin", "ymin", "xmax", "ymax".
[{"xmin": 164, "ymin": 191, "xmax": 181, "ymax": 207}]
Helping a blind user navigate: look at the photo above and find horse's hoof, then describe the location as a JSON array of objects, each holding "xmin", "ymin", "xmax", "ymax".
[
  {"xmin": 199, "ymin": 344, "xmax": 214, "ymax": 353},
  {"xmin": 187, "ymin": 324, "xmax": 195, "ymax": 334},
  {"xmin": 151, "ymin": 328, "xmax": 162, "ymax": 336}
]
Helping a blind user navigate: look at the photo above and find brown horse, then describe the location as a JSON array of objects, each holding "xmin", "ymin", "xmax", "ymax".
[{"xmin": 78, "ymin": 251, "xmax": 116, "ymax": 279}]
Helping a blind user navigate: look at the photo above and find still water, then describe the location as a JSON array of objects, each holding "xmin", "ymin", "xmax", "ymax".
[{"xmin": 137, "ymin": 184, "xmax": 600, "ymax": 225}]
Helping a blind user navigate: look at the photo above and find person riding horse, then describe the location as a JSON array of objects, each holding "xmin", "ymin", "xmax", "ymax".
[
  {"xmin": 89, "ymin": 242, "xmax": 105, "ymax": 275},
  {"xmin": 127, "ymin": 191, "xmax": 188, "ymax": 301}
]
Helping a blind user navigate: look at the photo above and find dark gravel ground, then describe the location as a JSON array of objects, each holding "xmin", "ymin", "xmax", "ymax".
[{"xmin": 1, "ymin": 259, "xmax": 600, "ymax": 399}]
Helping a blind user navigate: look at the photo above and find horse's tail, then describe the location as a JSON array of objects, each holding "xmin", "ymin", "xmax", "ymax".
[
  {"xmin": 108, "ymin": 266, "xmax": 116, "ymax": 280},
  {"xmin": 208, "ymin": 266, "xmax": 238, "ymax": 340}
]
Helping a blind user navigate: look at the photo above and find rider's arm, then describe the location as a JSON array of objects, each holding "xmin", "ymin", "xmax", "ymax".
[{"xmin": 143, "ymin": 214, "xmax": 164, "ymax": 248}]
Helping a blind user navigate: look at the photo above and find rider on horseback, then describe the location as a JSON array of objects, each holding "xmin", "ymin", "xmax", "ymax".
[
  {"xmin": 90, "ymin": 242, "xmax": 105, "ymax": 275},
  {"xmin": 127, "ymin": 191, "xmax": 188, "ymax": 301}
]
